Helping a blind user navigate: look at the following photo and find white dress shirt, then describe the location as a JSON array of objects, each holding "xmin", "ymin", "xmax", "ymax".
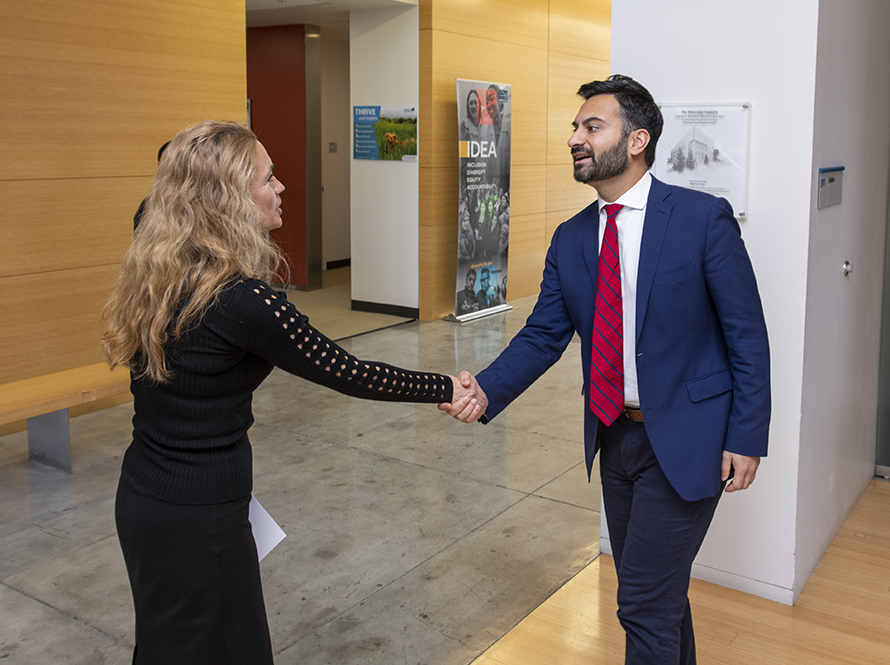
[{"xmin": 597, "ymin": 172, "xmax": 652, "ymax": 408}]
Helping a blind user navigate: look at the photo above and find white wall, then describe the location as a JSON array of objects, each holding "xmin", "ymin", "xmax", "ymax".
[
  {"xmin": 321, "ymin": 28, "xmax": 351, "ymax": 268},
  {"xmin": 610, "ymin": 0, "xmax": 820, "ymax": 604},
  {"xmin": 796, "ymin": 0, "xmax": 890, "ymax": 596},
  {"xmin": 349, "ymin": 5, "xmax": 419, "ymax": 309}
]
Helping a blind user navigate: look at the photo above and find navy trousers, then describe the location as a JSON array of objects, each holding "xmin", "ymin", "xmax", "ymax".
[{"xmin": 599, "ymin": 416, "xmax": 722, "ymax": 665}]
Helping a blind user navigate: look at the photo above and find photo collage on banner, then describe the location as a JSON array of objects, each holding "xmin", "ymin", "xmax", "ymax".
[{"xmin": 453, "ymin": 79, "xmax": 512, "ymax": 320}]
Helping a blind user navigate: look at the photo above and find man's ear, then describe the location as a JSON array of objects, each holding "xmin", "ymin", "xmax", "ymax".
[{"xmin": 627, "ymin": 128, "xmax": 651, "ymax": 159}]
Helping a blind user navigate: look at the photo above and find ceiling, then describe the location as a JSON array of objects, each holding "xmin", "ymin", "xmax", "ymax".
[{"xmin": 245, "ymin": 0, "xmax": 418, "ymax": 41}]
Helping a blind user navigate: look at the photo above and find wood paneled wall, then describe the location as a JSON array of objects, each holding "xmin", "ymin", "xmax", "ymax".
[
  {"xmin": 0, "ymin": 0, "xmax": 247, "ymax": 385},
  {"xmin": 418, "ymin": 0, "xmax": 611, "ymax": 321}
]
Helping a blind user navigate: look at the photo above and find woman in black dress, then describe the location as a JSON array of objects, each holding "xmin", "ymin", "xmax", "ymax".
[{"xmin": 102, "ymin": 121, "xmax": 484, "ymax": 664}]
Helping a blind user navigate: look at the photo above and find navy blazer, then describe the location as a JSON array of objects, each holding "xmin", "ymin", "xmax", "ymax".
[{"xmin": 476, "ymin": 177, "xmax": 770, "ymax": 502}]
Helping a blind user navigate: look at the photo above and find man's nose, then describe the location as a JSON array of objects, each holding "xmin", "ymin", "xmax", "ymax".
[{"xmin": 568, "ymin": 129, "xmax": 584, "ymax": 148}]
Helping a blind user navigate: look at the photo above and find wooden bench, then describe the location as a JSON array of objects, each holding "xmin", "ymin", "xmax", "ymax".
[{"xmin": 0, "ymin": 363, "xmax": 131, "ymax": 472}]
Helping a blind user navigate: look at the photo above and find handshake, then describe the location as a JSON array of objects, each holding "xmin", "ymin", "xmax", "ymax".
[{"xmin": 440, "ymin": 371, "xmax": 488, "ymax": 423}]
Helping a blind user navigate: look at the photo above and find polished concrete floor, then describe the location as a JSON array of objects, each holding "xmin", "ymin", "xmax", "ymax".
[
  {"xmin": 0, "ymin": 289, "xmax": 601, "ymax": 664},
  {"xmin": 283, "ymin": 266, "xmax": 415, "ymax": 341}
]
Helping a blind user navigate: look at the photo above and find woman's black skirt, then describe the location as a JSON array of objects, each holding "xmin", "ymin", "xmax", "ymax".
[{"xmin": 115, "ymin": 471, "xmax": 274, "ymax": 665}]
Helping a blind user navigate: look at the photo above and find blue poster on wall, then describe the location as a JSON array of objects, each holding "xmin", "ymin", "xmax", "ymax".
[
  {"xmin": 353, "ymin": 105, "xmax": 418, "ymax": 161},
  {"xmin": 353, "ymin": 106, "xmax": 381, "ymax": 160}
]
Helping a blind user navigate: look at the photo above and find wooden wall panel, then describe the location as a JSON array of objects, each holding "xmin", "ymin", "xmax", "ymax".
[
  {"xmin": 0, "ymin": 266, "xmax": 121, "ymax": 384},
  {"xmin": 549, "ymin": 0, "xmax": 611, "ymax": 59},
  {"xmin": 505, "ymin": 212, "xmax": 547, "ymax": 297},
  {"xmin": 548, "ymin": 53, "xmax": 613, "ymax": 164},
  {"xmin": 420, "ymin": 166, "xmax": 460, "ymax": 228},
  {"xmin": 423, "ymin": 30, "xmax": 549, "ymax": 168},
  {"xmin": 0, "ymin": 178, "xmax": 145, "ymax": 278},
  {"xmin": 0, "ymin": 0, "xmax": 247, "ymax": 386},
  {"xmin": 418, "ymin": 0, "xmax": 609, "ymax": 321},
  {"xmin": 0, "ymin": 1, "xmax": 247, "ymax": 181},
  {"xmin": 419, "ymin": 165, "xmax": 459, "ymax": 317},
  {"xmin": 546, "ymin": 164, "xmax": 599, "ymax": 219},
  {"xmin": 419, "ymin": 23, "xmax": 551, "ymax": 318},
  {"xmin": 545, "ymin": 211, "xmax": 566, "ymax": 248},
  {"xmin": 419, "ymin": 223, "xmax": 461, "ymax": 318},
  {"xmin": 512, "ymin": 165, "xmax": 548, "ymax": 216},
  {"xmin": 426, "ymin": 0, "xmax": 549, "ymax": 51},
  {"xmin": 543, "ymin": 0, "xmax": 610, "ymax": 257}
]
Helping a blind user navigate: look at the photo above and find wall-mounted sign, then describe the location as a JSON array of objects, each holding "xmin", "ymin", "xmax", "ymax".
[
  {"xmin": 654, "ymin": 103, "xmax": 751, "ymax": 217},
  {"xmin": 353, "ymin": 105, "xmax": 417, "ymax": 162},
  {"xmin": 817, "ymin": 166, "xmax": 844, "ymax": 209}
]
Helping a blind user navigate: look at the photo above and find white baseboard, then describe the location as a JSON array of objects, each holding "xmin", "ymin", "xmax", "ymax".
[{"xmin": 600, "ymin": 536, "xmax": 794, "ymax": 606}]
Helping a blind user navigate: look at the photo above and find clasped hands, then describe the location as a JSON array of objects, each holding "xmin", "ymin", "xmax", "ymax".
[{"xmin": 440, "ymin": 371, "xmax": 488, "ymax": 423}]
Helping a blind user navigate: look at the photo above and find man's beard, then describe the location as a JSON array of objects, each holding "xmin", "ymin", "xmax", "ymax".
[{"xmin": 572, "ymin": 136, "xmax": 629, "ymax": 184}]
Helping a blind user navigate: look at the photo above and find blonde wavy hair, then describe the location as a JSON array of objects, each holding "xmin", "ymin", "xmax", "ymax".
[{"xmin": 101, "ymin": 120, "xmax": 284, "ymax": 382}]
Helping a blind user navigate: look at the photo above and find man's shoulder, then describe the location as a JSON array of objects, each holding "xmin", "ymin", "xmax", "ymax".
[
  {"xmin": 651, "ymin": 176, "xmax": 731, "ymax": 211},
  {"xmin": 555, "ymin": 199, "xmax": 598, "ymax": 235}
]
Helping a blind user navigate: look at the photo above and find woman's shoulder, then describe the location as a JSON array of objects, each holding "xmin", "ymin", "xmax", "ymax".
[
  {"xmin": 204, "ymin": 277, "xmax": 303, "ymax": 347},
  {"xmin": 207, "ymin": 277, "xmax": 284, "ymax": 322},
  {"xmin": 218, "ymin": 277, "xmax": 278, "ymax": 304},
  {"xmin": 218, "ymin": 277, "xmax": 300, "ymax": 322}
]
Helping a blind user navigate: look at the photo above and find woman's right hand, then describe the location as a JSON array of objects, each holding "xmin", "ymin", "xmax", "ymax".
[{"xmin": 439, "ymin": 372, "xmax": 488, "ymax": 423}]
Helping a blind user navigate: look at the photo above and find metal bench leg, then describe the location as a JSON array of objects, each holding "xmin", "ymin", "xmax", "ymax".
[{"xmin": 27, "ymin": 409, "xmax": 72, "ymax": 473}]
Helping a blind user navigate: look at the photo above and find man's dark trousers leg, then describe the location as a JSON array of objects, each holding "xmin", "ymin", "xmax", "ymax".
[{"xmin": 599, "ymin": 416, "xmax": 722, "ymax": 665}]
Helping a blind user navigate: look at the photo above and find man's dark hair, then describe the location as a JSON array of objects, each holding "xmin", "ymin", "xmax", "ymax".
[{"xmin": 577, "ymin": 74, "xmax": 663, "ymax": 169}]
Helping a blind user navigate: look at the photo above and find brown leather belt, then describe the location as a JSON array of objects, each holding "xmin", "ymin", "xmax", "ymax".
[{"xmin": 624, "ymin": 407, "xmax": 643, "ymax": 422}]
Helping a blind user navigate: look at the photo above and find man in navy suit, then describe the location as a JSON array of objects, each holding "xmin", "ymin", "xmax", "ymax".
[{"xmin": 442, "ymin": 75, "xmax": 770, "ymax": 664}]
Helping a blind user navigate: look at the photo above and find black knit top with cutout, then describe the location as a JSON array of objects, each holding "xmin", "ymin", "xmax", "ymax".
[{"xmin": 123, "ymin": 278, "xmax": 452, "ymax": 504}]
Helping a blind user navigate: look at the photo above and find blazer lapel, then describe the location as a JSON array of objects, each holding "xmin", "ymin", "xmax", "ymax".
[
  {"xmin": 635, "ymin": 178, "xmax": 672, "ymax": 342},
  {"xmin": 582, "ymin": 200, "xmax": 602, "ymax": 306}
]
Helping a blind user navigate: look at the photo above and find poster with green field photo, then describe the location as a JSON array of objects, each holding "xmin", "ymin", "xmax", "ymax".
[{"xmin": 353, "ymin": 105, "xmax": 417, "ymax": 161}]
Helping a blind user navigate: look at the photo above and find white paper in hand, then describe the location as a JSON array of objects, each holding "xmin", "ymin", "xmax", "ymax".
[{"xmin": 248, "ymin": 495, "xmax": 286, "ymax": 561}]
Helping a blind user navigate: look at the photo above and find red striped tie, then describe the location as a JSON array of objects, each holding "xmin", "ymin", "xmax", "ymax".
[{"xmin": 590, "ymin": 203, "xmax": 624, "ymax": 425}]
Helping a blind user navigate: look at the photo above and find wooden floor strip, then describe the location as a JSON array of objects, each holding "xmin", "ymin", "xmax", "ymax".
[{"xmin": 474, "ymin": 479, "xmax": 890, "ymax": 665}]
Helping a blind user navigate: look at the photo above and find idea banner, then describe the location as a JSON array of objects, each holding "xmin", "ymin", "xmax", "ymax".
[{"xmin": 452, "ymin": 79, "xmax": 512, "ymax": 321}]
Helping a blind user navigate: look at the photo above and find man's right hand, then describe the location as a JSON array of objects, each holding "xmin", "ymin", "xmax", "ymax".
[{"xmin": 440, "ymin": 371, "xmax": 488, "ymax": 423}]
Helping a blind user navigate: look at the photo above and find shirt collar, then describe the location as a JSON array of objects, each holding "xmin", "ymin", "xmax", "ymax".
[{"xmin": 599, "ymin": 171, "xmax": 652, "ymax": 212}]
